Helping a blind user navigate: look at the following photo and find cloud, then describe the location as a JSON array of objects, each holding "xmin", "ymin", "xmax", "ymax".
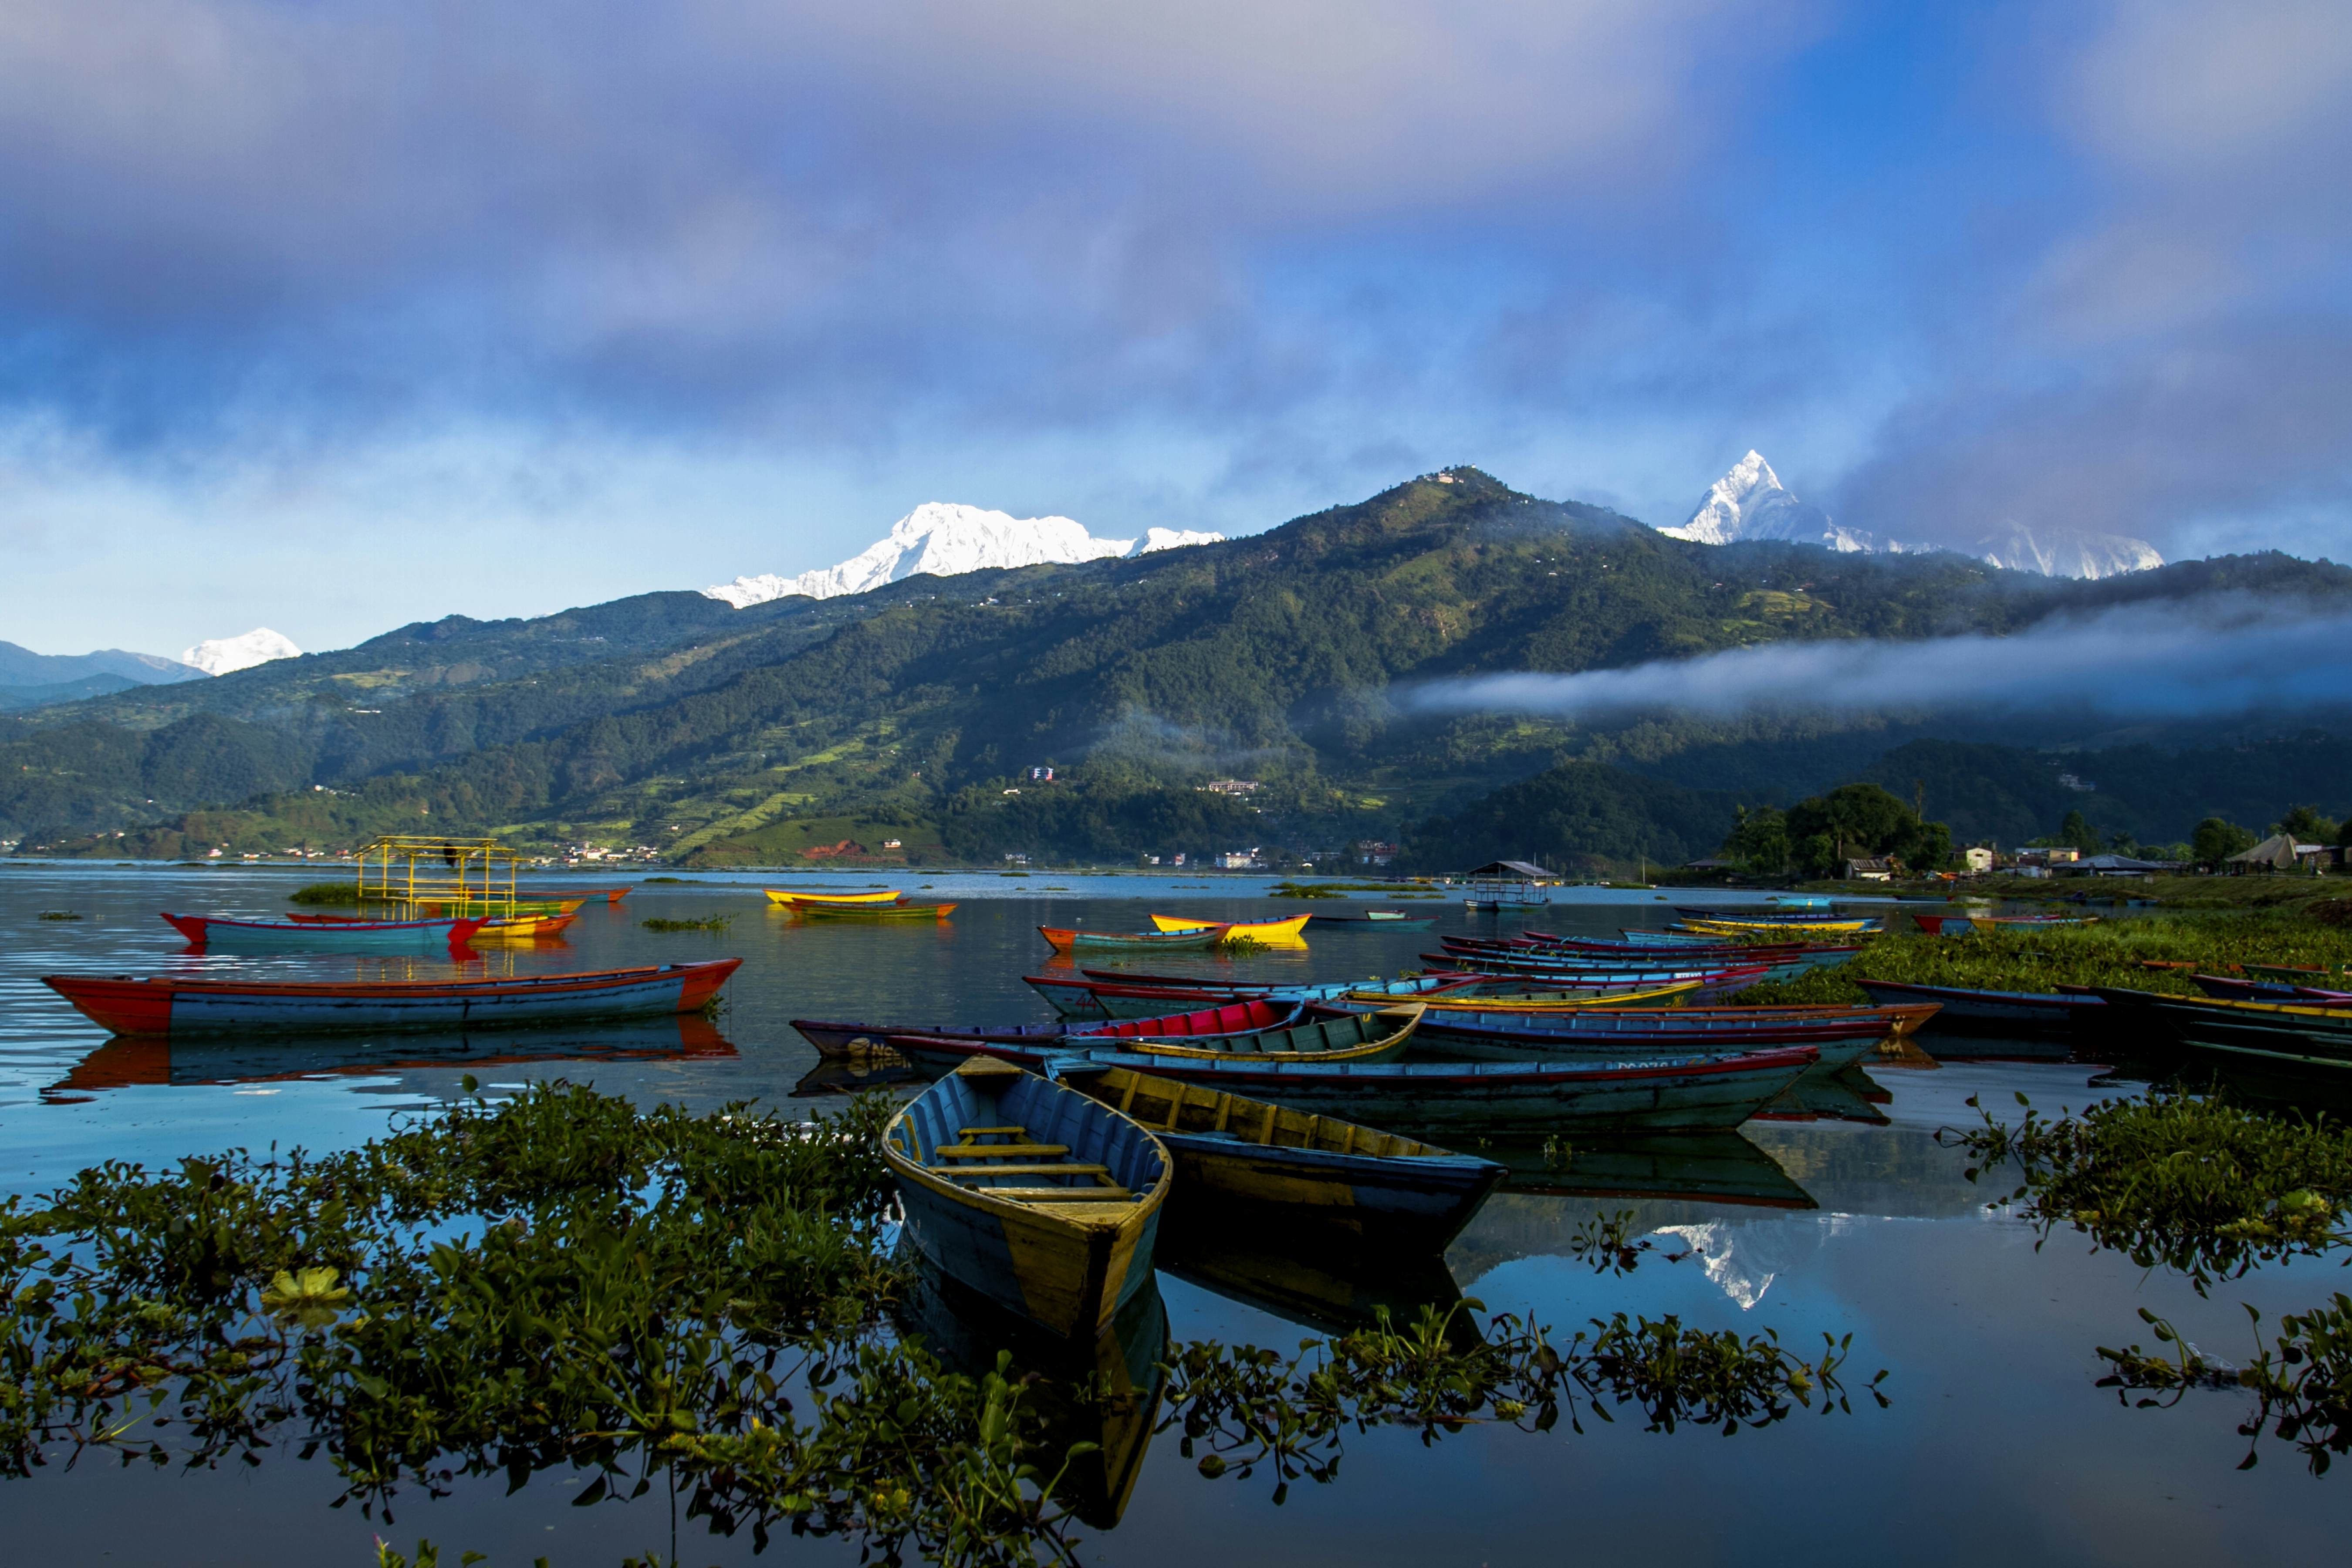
[{"xmin": 1405, "ymin": 596, "xmax": 2352, "ymax": 723}]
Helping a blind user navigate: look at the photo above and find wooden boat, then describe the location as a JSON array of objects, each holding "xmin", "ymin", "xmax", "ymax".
[
  {"xmin": 468, "ymin": 911, "xmax": 578, "ymax": 941},
  {"xmin": 411, "ymin": 897, "xmax": 588, "ymax": 918},
  {"xmin": 792, "ymin": 998, "xmax": 1312, "ymax": 1062},
  {"xmin": 1675, "ymin": 905, "xmax": 1862, "ymax": 925},
  {"xmin": 1306, "ymin": 912, "xmax": 1436, "ymax": 930},
  {"xmin": 1147, "ymin": 912, "xmax": 1314, "ymax": 941},
  {"xmin": 1977, "ymin": 913, "xmax": 2099, "ymax": 928},
  {"xmin": 1065, "ymin": 1044, "xmax": 1821, "ymax": 1134},
  {"xmin": 1853, "ymin": 978, "xmax": 2107, "ymax": 1035},
  {"xmin": 161, "ymin": 912, "xmax": 487, "ymax": 951},
  {"xmin": 1391, "ymin": 1009, "xmax": 1897, "ymax": 1070},
  {"xmin": 882, "ymin": 1003, "xmax": 1426, "ymax": 1075},
  {"xmin": 2243, "ymin": 962, "xmax": 2346, "ymax": 985},
  {"xmin": 2191, "ymin": 973, "xmax": 2352, "ymax": 1004},
  {"xmin": 1040, "ymin": 924, "xmax": 1231, "ymax": 953},
  {"xmin": 1058, "ymin": 1062, "xmax": 1503, "ymax": 1250},
  {"xmin": 1028, "ymin": 972, "xmax": 1479, "ymax": 1021},
  {"xmin": 2089, "ymin": 987, "xmax": 2352, "ymax": 1070},
  {"xmin": 795, "ymin": 900, "xmax": 959, "ymax": 920},
  {"xmin": 1678, "ymin": 916, "xmax": 1882, "ymax": 936},
  {"xmin": 1909, "ymin": 914, "xmax": 1977, "ymax": 936},
  {"xmin": 1418, "ymin": 953, "xmax": 1757, "ymax": 986},
  {"xmin": 1345, "ymin": 981, "xmax": 1706, "ymax": 1009},
  {"xmin": 882, "ymin": 1057, "xmax": 1171, "ymax": 1338},
  {"xmin": 42, "ymin": 959, "xmax": 742, "ymax": 1038},
  {"xmin": 763, "ymin": 888, "xmax": 905, "ymax": 906}
]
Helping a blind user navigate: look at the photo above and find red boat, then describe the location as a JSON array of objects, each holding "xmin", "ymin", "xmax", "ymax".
[{"xmin": 43, "ymin": 960, "xmax": 742, "ymax": 1038}]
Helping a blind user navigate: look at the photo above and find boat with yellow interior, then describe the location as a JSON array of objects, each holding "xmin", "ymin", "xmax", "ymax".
[{"xmin": 1147, "ymin": 912, "xmax": 1312, "ymax": 942}]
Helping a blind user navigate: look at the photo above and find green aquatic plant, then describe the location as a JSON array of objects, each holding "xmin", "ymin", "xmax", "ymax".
[
  {"xmin": 290, "ymin": 882, "xmax": 366, "ymax": 905},
  {"xmin": 2097, "ymin": 1296, "xmax": 2352, "ymax": 1475},
  {"xmin": 1942, "ymin": 1088, "xmax": 2352, "ymax": 1290},
  {"xmin": 1212, "ymin": 934, "xmax": 1271, "ymax": 955},
  {"xmin": 34, "ymin": 911, "xmax": 81, "ymax": 921},
  {"xmin": 1726, "ymin": 911, "xmax": 2352, "ymax": 1009},
  {"xmin": 640, "ymin": 914, "xmax": 733, "ymax": 932},
  {"xmin": 1, "ymin": 1086, "xmax": 1888, "ymax": 1562},
  {"xmin": 1163, "ymin": 1300, "xmax": 1875, "ymax": 1501}
]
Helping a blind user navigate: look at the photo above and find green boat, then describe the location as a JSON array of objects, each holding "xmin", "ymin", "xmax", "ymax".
[
  {"xmin": 798, "ymin": 901, "xmax": 959, "ymax": 921},
  {"xmin": 2090, "ymin": 987, "xmax": 2352, "ymax": 1070}
]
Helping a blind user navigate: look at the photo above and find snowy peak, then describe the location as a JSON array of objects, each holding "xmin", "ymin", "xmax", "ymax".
[
  {"xmin": 704, "ymin": 503, "xmax": 1224, "ymax": 607},
  {"xmin": 1656, "ymin": 450, "xmax": 1879, "ymax": 552},
  {"xmin": 182, "ymin": 628, "xmax": 302, "ymax": 676},
  {"xmin": 1974, "ymin": 525, "xmax": 2164, "ymax": 581},
  {"xmin": 1652, "ymin": 451, "xmax": 2161, "ymax": 578}
]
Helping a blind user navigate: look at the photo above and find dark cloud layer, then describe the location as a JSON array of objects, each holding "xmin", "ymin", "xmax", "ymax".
[{"xmin": 1, "ymin": 0, "xmax": 2349, "ymax": 656}]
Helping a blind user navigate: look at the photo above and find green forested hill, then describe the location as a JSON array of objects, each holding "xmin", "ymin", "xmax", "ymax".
[{"xmin": 7, "ymin": 468, "xmax": 2350, "ymax": 868}]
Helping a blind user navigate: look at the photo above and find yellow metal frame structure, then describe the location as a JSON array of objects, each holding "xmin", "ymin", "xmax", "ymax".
[{"xmin": 356, "ymin": 836, "xmax": 523, "ymax": 917}]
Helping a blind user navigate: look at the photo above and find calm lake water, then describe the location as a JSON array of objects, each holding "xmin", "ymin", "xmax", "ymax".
[{"xmin": 0, "ymin": 864, "xmax": 2338, "ymax": 1565}]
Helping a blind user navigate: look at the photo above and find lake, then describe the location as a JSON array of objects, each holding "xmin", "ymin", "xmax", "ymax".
[{"xmin": 0, "ymin": 863, "xmax": 2337, "ymax": 1565}]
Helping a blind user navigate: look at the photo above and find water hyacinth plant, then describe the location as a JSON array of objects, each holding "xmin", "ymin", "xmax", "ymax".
[{"xmin": 0, "ymin": 1085, "xmax": 1886, "ymax": 1563}]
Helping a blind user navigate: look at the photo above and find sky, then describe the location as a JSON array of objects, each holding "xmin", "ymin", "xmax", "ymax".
[{"xmin": 2, "ymin": 0, "xmax": 2349, "ymax": 657}]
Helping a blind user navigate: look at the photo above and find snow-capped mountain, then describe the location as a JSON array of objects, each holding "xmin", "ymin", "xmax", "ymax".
[
  {"xmin": 1655, "ymin": 451, "xmax": 1896, "ymax": 554},
  {"xmin": 1974, "ymin": 525, "xmax": 2164, "ymax": 580},
  {"xmin": 181, "ymin": 628, "xmax": 302, "ymax": 676},
  {"xmin": 704, "ymin": 503, "xmax": 1223, "ymax": 608},
  {"xmin": 1653, "ymin": 451, "xmax": 2162, "ymax": 580}
]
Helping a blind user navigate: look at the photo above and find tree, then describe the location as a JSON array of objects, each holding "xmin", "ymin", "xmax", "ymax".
[
  {"xmin": 2192, "ymin": 817, "xmax": 2257, "ymax": 868},
  {"xmin": 2057, "ymin": 809, "xmax": 2103, "ymax": 855},
  {"xmin": 2273, "ymin": 804, "xmax": 2341, "ymax": 845},
  {"xmin": 1718, "ymin": 804, "xmax": 1790, "ymax": 877},
  {"xmin": 1782, "ymin": 782, "xmax": 1952, "ymax": 877}
]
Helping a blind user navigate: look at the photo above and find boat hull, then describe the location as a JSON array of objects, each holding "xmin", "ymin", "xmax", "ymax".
[
  {"xmin": 43, "ymin": 960, "xmax": 741, "ymax": 1038},
  {"xmin": 884, "ymin": 1064, "xmax": 1169, "ymax": 1339},
  {"xmin": 162, "ymin": 912, "xmax": 485, "ymax": 951},
  {"xmin": 1147, "ymin": 913, "xmax": 1313, "ymax": 941},
  {"xmin": 1068, "ymin": 1046, "xmax": 1819, "ymax": 1134},
  {"xmin": 764, "ymin": 889, "xmax": 905, "ymax": 906},
  {"xmin": 1855, "ymin": 979, "xmax": 2105, "ymax": 1035},
  {"xmin": 1041, "ymin": 926, "xmax": 1228, "ymax": 953}
]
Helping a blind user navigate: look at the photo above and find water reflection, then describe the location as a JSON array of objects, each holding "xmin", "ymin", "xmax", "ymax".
[
  {"xmin": 1156, "ymin": 1221, "xmax": 1472, "ymax": 1341},
  {"xmin": 1482, "ymin": 1131, "xmax": 1817, "ymax": 1210},
  {"xmin": 893, "ymin": 1261, "xmax": 1171, "ymax": 1528},
  {"xmin": 44, "ymin": 1014, "xmax": 736, "ymax": 1099}
]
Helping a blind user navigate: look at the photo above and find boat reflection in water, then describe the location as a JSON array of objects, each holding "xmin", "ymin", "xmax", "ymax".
[
  {"xmin": 1480, "ymin": 1131, "xmax": 1818, "ymax": 1211},
  {"xmin": 791, "ymin": 1056, "xmax": 927, "ymax": 1099},
  {"xmin": 46, "ymin": 1013, "xmax": 736, "ymax": 1098},
  {"xmin": 892, "ymin": 1258, "xmax": 1170, "ymax": 1529},
  {"xmin": 1157, "ymin": 1219, "xmax": 1474, "ymax": 1342},
  {"xmin": 1751, "ymin": 1063, "xmax": 1893, "ymax": 1126}
]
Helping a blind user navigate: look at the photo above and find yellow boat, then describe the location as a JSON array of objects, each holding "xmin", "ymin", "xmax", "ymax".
[
  {"xmin": 468, "ymin": 912, "xmax": 579, "ymax": 942},
  {"xmin": 764, "ymin": 889, "xmax": 905, "ymax": 907},
  {"xmin": 1345, "ymin": 981, "xmax": 1700, "ymax": 1010},
  {"xmin": 1146, "ymin": 912, "xmax": 1313, "ymax": 942},
  {"xmin": 1682, "ymin": 917, "xmax": 1877, "ymax": 935}
]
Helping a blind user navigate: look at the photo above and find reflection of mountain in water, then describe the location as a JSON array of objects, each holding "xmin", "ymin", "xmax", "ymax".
[
  {"xmin": 46, "ymin": 1015, "xmax": 737, "ymax": 1099},
  {"xmin": 1650, "ymin": 1222, "xmax": 1782, "ymax": 1310},
  {"xmin": 1751, "ymin": 1064, "xmax": 1892, "ymax": 1127}
]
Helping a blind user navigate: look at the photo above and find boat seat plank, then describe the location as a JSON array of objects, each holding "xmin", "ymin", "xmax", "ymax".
[
  {"xmin": 937, "ymin": 1162, "xmax": 1111, "ymax": 1178},
  {"xmin": 980, "ymin": 1187, "xmax": 1135, "ymax": 1202},
  {"xmin": 959, "ymin": 1125, "xmax": 1026, "ymax": 1137},
  {"xmin": 938, "ymin": 1142, "xmax": 1071, "ymax": 1159}
]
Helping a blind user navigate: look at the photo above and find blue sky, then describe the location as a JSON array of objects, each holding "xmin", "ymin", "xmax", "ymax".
[{"xmin": 2, "ymin": 0, "xmax": 2348, "ymax": 657}]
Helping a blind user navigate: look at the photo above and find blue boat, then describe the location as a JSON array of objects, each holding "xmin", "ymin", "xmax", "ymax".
[
  {"xmin": 1067, "ymin": 1044, "xmax": 1820, "ymax": 1134},
  {"xmin": 161, "ymin": 911, "xmax": 485, "ymax": 951},
  {"xmin": 1853, "ymin": 979, "xmax": 2108, "ymax": 1036},
  {"xmin": 882, "ymin": 1057, "xmax": 1171, "ymax": 1339},
  {"xmin": 1385, "ymin": 1008, "xmax": 1891, "ymax": 1070},
  {"xmin": 1056, "ymin": 1061, "xmax": 1505, "ymax": 1251}
]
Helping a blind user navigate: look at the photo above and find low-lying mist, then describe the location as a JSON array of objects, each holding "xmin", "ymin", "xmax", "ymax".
[{"xmin": 1405, "ymin": 596, "xmax": 2352, "ymax": 724}]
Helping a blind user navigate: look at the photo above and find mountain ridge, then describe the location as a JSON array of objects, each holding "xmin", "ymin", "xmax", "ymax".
[
  {"xmin": 5, "ymin": 469, "xmax": 2345, "ymax": 866},
  {"xmin": 705, "ymin": 501, "xmax": 1223, "ymax": 607}
]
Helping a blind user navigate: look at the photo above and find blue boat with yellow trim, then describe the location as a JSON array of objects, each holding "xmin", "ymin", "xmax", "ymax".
[
  {"xmin": 1056, "ymin": 1061, "xmax": 1505, "ymax": 1251},
  {"xmin": 882, "ymin": 1057, "xmax": 1172, "ymax": 1339}
]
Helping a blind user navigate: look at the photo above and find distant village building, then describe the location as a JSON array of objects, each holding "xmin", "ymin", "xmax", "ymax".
[
  {"xmin": 2225, "ymin": 835, "xmax": 2331, "ymax": 874},
  {"xmin": 2059, "ymin": 853, "xmax": 2172, "ymax": 877},
  {"xmin": 1217, "ymin": 848, "xmax": 1265, "ymax": 870},
  {"xmin": 1843, "ymin": 856, "xmax": 1896, "ymax": 882},
  {"xmin": 1029, "ymin": 767, "xmax": 1054, "ymax": 781},
  {"xmin": 1355, "ymin": 839, "xmax": 1398, "ymax": 868},
  {"xmin": 1003, "ymin": 852, "xmax": 1030, "ymax": 865},
  {"xmin": 1202, "ymin": 779, "xmax": 1260, "ymax": 795},
  {"xmin": 1962, "ymin": 847, "xmax": 1995, "ymax": 873}
]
